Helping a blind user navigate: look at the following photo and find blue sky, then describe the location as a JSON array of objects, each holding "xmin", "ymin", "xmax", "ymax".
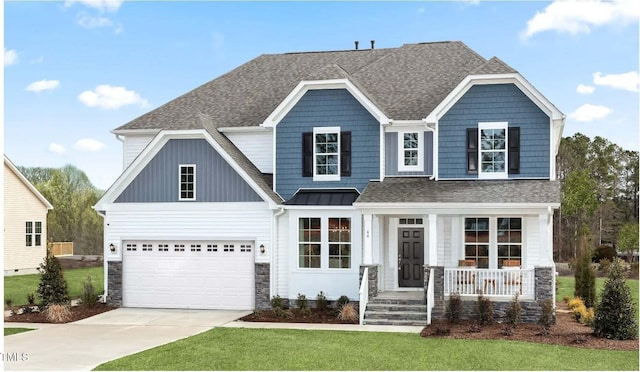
[{"xmin": 3, "ymin": 0, "xmax": 638, "ymax": 190}]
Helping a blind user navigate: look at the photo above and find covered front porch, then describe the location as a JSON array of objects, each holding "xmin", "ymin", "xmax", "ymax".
[{"xmin": 354, "ymin": 178, "xmax": 560, "ymax": 325}]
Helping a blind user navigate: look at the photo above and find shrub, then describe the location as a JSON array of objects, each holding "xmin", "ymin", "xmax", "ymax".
[
  {"xmin": 538, "ymin": 298, "xmax": 555, "ymax": 328},
  {"xmin": 81, "ymin": 276, "xmax": 98, "ymax": 308},
  {"xmin": 337, "ymin": 302, "xmax": 358, "ymax": 322},
  {"xmin": 567, "ymin": 297, "xmax": 584, "ymax": 311},
  {"xmin": 44, "ymin": 303, "xmax": 72, "ymax": 323},
  {"xmin": 273, "ymin": 307, "xmax": 291, "ymax": 318},
  {"xmin": 593, "ymin": 258, "xmax": 639, "ymax": 340},
  {"xmin": 27, "ymin": 293, "xmax": 36, "ymax": 305},
  {"xmin": 295, "ymin": 293, "xmax": 308, "ymax": 311},
  {"xmin": 562, "ymin": 296, "xmax": 571, "ymax": 303},
  {"xmin": 582, "ymin": 307, "xmax": 595, "ymax": 326},
  {"xmin": 505, "ymin": 293, "xmax": 521, "ymax": 327},
  {"xmin": 270, "ymin": 295, "xmax": 284, "ymax": 310},
  {"xmin": 5, "ymin": 298, "xmax": 13, "ymax": 309},
  {"xmin": 501, "ymin": 325, "xmax": 514, "ymax": 336},
  {"xmin": 316, "ymin": 291, "xmax": 328, "ymax": 311},
  {"xmin": 37, "ymin": 250, "xmax": 69, "ymax": 307},
  {"xmin": 597, "ymin": 258, "xmax": 612, "ymax": 275},
  {"xmin": 574, "ymin": 248, "xmax": 596, "ymax": 308},
  {"xmin": 446, "ymin": 293, "xmax": 462, "ymax": 324},
  {"xmin": 476, "ymin": 294, "xmax": 493, "ymax": 325},
  {"xmin": 336, "ymin": 295, "xmax": 350, "ymax": 308},
  {"xmin": 593, "ymin": 245, "xmax": 617, "ymax": 263}
]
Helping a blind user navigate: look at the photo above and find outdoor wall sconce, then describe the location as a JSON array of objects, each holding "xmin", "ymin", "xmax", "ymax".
[
  {"xmin": 109, "ymin": 243, "xmax": 117, "ymax": 253},
  {"xmin": 260, "ymin": 244, "xmax": 266, "ymax": 254}
]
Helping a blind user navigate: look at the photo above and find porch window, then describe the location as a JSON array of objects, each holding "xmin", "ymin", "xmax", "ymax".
[
  {"xmin": 497, "ymin": 218, "xmax": 522, "ymax": 268},
  {"xmin": 464, "ymin": 218, "xmax": 489, "ymax": 268},
  {"xmin": 328, "ymin": 218, "xmax": 351, "ymax": 268},
  {"xmin": 299, "ymin": 218, "xmax": 321, "ymax": 268}
]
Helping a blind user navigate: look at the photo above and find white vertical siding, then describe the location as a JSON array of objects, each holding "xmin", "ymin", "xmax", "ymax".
[
  {"xmin": 525, "ymin": 216, "xmax": 541, "ymax": 269},
  {"xmin": 124, "ymin": 135, "xmax": 155, "ymax": 169},
  {"xmin": 225, "ymin": 131, "xmax": 273, "ymax": 173},
  {"xmin": 4, "ymin": 163, "xmax": 48, "ymax": 275},
  {"xmin": 276, "ymin": 211, "xmax": 289, "ymax": 297}
]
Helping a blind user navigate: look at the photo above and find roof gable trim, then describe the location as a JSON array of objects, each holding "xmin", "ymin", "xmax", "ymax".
[
  {"xmin": 425, "ymin": 73, "xmax": 565, "ymax": 124},
  {"xmin": 94, "ymin": 130, "xmax": 277, "ymax": 210},
  {"xmin": 261, "ymin": 79, "xmax": 390, "ymax": 127},
  {"xmin": 4, "ymin": 156, "xmax": 54, "ymax": 210}
]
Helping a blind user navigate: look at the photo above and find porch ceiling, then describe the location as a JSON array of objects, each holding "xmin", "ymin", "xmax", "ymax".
[{"xmin": 354, "ymin": 178, "xmax": 560, "ymax": 205}]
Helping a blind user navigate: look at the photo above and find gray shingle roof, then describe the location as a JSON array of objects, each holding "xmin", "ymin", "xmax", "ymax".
[
  {"xmin": 115, "ymin": 41, "xmax": 517, "ymax": 131},
  {"xmin": 355, "ymin": 178, "xmax": 560, "ymax": 204}
]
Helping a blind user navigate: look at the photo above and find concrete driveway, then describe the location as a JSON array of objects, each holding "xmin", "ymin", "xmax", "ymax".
[{"xmin": 4, "ymin": 308, "xmax": 250, "ymax": 371}]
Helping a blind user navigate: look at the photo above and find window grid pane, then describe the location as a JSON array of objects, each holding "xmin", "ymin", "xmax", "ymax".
[
  {"xmin": 328, "ymin": 217, "xmax": 351, "ymax": 268},
  {"xmin": 299, "ymin": 218, "xmax": 321, "ymax": 268},
  {"xmin": 464, "ymin": 217, "xmax": 490, "ymax": 268},
  {"xmin": 480, "ymin": 128, "xmax": 506, "ymax": 173},
  {"xmin": 179, "ymin": 166, "xmax": 195, "ymax": 200},
  {"xmin": 314, "ymin": 132, "xmax": 339, "ymax": 176},
  {"xmin": 403, "ymin": 133, "xmax": 419, "ymax": 166},
  {"xmin": 25, "ymin": 221, "xmax": 33, "ymax": 247},
  {"xmin": 497, "ymin": 217, "xmax": 522, "ymax": 268}
]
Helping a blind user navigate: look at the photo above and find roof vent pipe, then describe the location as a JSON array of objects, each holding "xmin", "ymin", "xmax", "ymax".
[
  {"xmin": 354, "ymin": 41, "xmax": 359, "ymax": 50},
  {"xmin": 371, "ymin": 40, "xmax": 375, "ymax": 49}
]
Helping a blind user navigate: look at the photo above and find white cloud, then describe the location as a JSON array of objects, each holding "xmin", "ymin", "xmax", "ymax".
[
  {"xmin": 74, "ymin": 138, "xmax": 105, "ymax": 152},
  {"xmin": 48, "ymin": 142, "xmax": 66, "ymax": 154},
  {"xmin": 576, "ymin": 84, "xmax": 595, "ymax": 94},
  {"xmin": 4, "ymin": 48, "xmax": 18, "ymax": 66},
  {"xmin": 30, "ymin": 56, "xmax": 44, "ymax": 64},
  {"xmin": 568, "ymin": 103, "xmax": 612, "ymax": 122},
  {"xmin": 77, "ymin": 14, "xmax": 113, "ymax": 28},
  {"xmin": 593, "ymin": 71, "xmax": 639, "ymax": 92},
  {"xmin": 65, "ymin": 0, "xmax": 124, "ymax": 12},
  {"xmin": 78, "ymin": 84, "xmax": 149, "ymax": 109},
  {"xmin": 26, "ymin": 79, "xmax": 60, "ymax": 93},
  {"xmin": 521, "ymin": 0, "xmax": 639, "ymax": 39}
]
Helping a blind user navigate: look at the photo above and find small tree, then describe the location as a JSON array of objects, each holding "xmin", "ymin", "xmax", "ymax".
[
  {"xmin": 617, "ymin": 223, "xmax": 639, "ymax": 262},
  {"xmin": 593, "ymin": 258, "xmax": 638, "ymax": 340},
  {"xmin": 37, "ymin": 248, "xmax": 69, "ymax": 307},
  {"xmin": 574, "ymin": 242, "xmax": 596, "ymax": 308}
]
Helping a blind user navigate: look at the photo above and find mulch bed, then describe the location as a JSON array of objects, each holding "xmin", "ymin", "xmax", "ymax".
[
  {"xmin": 420, "ymin": 302, "xmax": 638, "ymax": 351},
  {"xmin": 4, "ymin": 304, "xmax": 116, "ymax": 324},
  {"xmin": 241, "ymin": 308, "xmax": 358, "ymax": 324},
  {"xmin": 58, "ymin": 257, "xmax": 103, "ymax": 270}
]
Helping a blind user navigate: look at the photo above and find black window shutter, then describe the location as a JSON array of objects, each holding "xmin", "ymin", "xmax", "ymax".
[
  {"xmin": 340, "ymin": 132, "xmax": 351, "ymax": 176},
  {"xmin": 508, "ymin": 127, "xmax": 520, "ymax": 174},
  {"xmin": 466, "ymin": 128, "xmax": 478, "ymax": 174},
  {"xmin": 302, "ymin": 132, "xmax": 313, "ymax": 177}
]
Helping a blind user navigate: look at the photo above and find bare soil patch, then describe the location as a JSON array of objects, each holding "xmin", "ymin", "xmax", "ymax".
[
  {"xmin": 4, "ymin": 304, "xmax": 115, "ymax": 324},
  {"xmin": 241, "ymin": 308, "xmax": 358, "ymax": 324},
  {"xmin": 420, "ymin": 302, "xmax": 638, "ymax": 351}
]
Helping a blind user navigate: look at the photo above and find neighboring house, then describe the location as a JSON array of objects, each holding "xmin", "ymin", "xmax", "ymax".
[
  {"xmin": 4, "ymin": 155, "xmax": 53, "ymax": 276},
  {"xmin": 95, "ymin": 41, "xmax": 565, "ymax": 325}
]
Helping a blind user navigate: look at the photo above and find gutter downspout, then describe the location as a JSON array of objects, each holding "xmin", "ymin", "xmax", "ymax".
[{"xmin": 271, "ymin": 206, "xmax": 286, "ymax": 300}]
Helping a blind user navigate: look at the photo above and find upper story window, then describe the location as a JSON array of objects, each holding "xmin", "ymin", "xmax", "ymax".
[
  {"xmin": 302, "ymin": 128, "xmax": 351, "ymax": 180},
  {"xmin": 398, "ymin": 132, "xmax": 423, "ymax": 172},
  {"xmin": 179, "ymin": 164, "xmax": 196, "ymax": 200},
  {"xmin": 467, "ymin": 122, "xmax": 520, "ymax": 178}
]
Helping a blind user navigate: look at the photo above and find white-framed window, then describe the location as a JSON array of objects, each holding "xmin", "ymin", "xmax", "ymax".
[
  {"xmin": 298, "ymin": 216, "xmax": 352, "ymax": 269},
  {"xmin": 398, "ymin": 131, "xmax": 423, "ymax": 172},
  {"xmin": 313, "ymin": 127, "xmax": 340, "ymax": 181},
  {"xmin": 478, "ymin": 122, "xmax": 508, "ymax": 178},
  {"xmin": 179, "ymin": 164, "xmax": 196, "ymax": 200},
  {"xmin": 463, "ymin": 216, "xmax": 523, "ymax": 269},
  {"xmin": 25, "ymin": 221, "xmax": 42, "ymax": 247}
]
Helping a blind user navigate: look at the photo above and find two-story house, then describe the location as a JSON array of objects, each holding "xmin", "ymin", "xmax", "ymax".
[{"xmin": 94, "ymin": 41, "xmax": 564, "ymax": 325}]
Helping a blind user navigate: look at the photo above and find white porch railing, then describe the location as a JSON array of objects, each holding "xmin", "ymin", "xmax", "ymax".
[
  {"xmin": 359, "ymin": 267, "xmax": 369, "ymax": 325},
  {"xmin": 444, "ymin": 268, "xmax": 535, "ymax": 298},
  {"xmin": 426, "ymin": 268, "xmax": 434, "ymax": 325}
]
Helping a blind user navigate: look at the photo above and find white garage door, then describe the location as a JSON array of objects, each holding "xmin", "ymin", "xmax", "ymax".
[{"xmin": 122, "ymin": 240, "xmax": 255, "ymax": 310}]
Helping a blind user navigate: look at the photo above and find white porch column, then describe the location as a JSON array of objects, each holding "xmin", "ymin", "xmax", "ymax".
[
  {"xmin": 428, "ymin": 214, "xmax": 437, "ymax": 266},
  {"xmin": 539, "ymin": 208, "xmax": 553, "ymax": 266},
  {"xmin": 363, "ymin": 214, "xmax": 373, "ymax": 265}
]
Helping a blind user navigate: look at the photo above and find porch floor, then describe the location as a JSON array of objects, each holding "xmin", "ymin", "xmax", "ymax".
[{"xmin": 375, "ymin": 291, "xmax": 424, "ymax": 300}]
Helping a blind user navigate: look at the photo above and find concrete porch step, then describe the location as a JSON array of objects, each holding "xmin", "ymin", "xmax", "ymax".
[
  {"xmin": 365, "ymin": 303, "xmax": 427, "ymax": 312},
  {"xmin": 368, "ymin": 298, "xmax": 425, "ymax": 306},
  {"xmin": 363, "ymin": 318, "xmax": 428, "ymax": 327},
  {"xmin": 365, "ymin": 310, "xmax": 428, "ymax": 321}
]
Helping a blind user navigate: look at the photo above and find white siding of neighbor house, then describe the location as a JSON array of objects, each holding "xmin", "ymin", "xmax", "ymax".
[
  {"xmin": 103, "ymin": 203, "xmax": 272, "ymax": 264},
  {"xmin": 123, "ymin": 134, "xmax": 155, "ymax": 169},
  {"xmin": 224, "ymin": 131, "xmax": 273, "ymax": 173},
  {"xmin": 4, "ymin": 162, "xmax": 49, "ymax": 275}
]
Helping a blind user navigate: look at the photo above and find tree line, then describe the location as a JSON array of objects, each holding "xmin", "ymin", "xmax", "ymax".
[
  {"xmin": 19, "ymin": 165, "xmax": 104, "ymax": 256},
  {"xmin": 555, "ymin": 133, "xmax": 639, "ymax": 262}
]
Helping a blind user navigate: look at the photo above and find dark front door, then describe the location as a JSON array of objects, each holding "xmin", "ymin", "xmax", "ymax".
[{"xmin": 398, "ymin": 228, "xmax": 424, "ymax": 287}]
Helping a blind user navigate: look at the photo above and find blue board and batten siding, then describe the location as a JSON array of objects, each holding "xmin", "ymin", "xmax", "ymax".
[
  {"xmin": 115, "ymin": 139, "xmax": 263, "ymax": 203},
  {"xmin": 275, "ymin": 89, "xmax": 380, "ymax": 200},
  {"xmin": 438, "ymin": 84, "xmax": 551, "ymax": 179},
  {"xmin": 385, "ymin": 131, "xmax": 434, "ymax": 176}
]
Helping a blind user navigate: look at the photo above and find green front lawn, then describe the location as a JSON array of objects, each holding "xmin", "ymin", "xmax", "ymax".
[
  {"xmin": 95, "ymin": 328, "xmax": 639, "ymax": 371},
  {"xmin": 4, "ymin": 328, "xmax": 34, "ymax": 336},
  {"xmin": 556, "ymin": 276, "xmax": 639, "ymax": 315},
  {"xmin": 4, "ymin": 266, "xmax": 103, "ymax": 306}
]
